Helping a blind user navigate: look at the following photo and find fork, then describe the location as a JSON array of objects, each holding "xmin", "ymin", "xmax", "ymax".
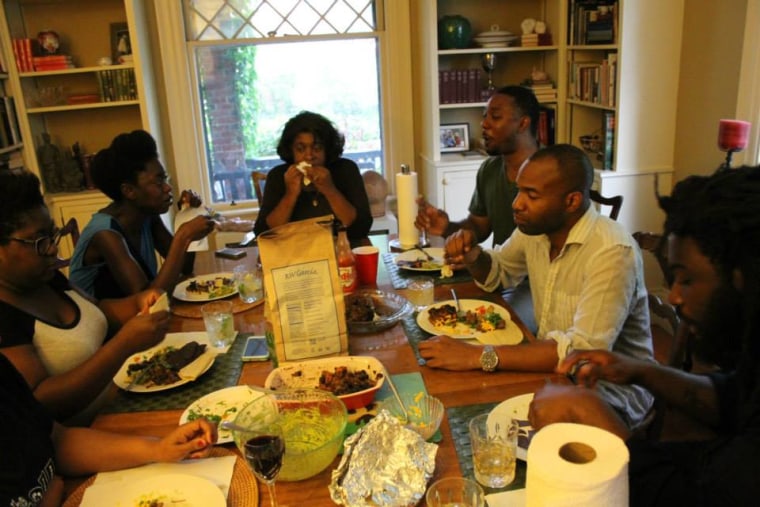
[{"xmin": 414, "ymin": 244, "xmax": 434, "ymax": 261}]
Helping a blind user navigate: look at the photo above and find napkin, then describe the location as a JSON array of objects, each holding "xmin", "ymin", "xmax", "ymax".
[
  {"xmin": 79, "ymin": 456, "xmax": 236, "ymax": 506},
  {"xmin": 485, "ymin": 488, "xmax": 526, "ymax": 507},
  {"xmin": 174, "ymin": 205, "xmax": 210, "ymax": 252},
  {"xmin": 179, "ymin": 350, "xmax": 216, "ymax": 380}
]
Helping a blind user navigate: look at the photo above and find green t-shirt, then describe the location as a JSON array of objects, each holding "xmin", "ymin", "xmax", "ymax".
[{"xmin": 468, "ymin": 156, "xmax": 518, "ymax": 246}]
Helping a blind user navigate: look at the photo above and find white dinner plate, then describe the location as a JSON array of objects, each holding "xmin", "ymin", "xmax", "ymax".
[
  {"xmin": 102, "ymin": 473, "xmax": 225, "ymax": 507},
  {"xmin": 395, "ymin": 247, "xmax": 445, "ymax": 271},
  {"xmin": 489, "ymin": 393, "xmax": 535, "ymax": 461},
  {"xmin": 114, "ymin": 334, "xmax": 215, "ymax": 393},
  {"xmin": 173, "ymin": 272, "xmax": 237, "ymax": 302},
  {"xmin": 416, "ymin": 299, "xmax": 523, "ymax": 345},
  {"xmin": 179, "ymin": 385, "xmax": 267, "ymax": 444}
]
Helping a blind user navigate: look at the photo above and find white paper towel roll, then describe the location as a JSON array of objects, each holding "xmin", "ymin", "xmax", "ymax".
[
  {"xmin": 526, "ymin": 423, "xmax": 629, "ymax": 506},
  {"xmin": 396, "ymin": 170, "xmax": 419, "ymax": 248}
]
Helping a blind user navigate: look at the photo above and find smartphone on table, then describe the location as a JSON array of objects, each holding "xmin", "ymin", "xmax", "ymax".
[{"xmin": 241, "ymin": 335, "xmax": 269, "ymax": 361}]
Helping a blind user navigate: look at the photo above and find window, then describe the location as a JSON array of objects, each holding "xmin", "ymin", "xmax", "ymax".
[{"xmin": 161, "ymin": 0, "xmax": 391, "ymax": 206}]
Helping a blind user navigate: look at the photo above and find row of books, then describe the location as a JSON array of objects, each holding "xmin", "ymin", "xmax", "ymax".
[
  {"xmin": 520, "ymin": 33, "xmax": 553, "ymax": 47},
  {"xmin": 11, "ymin": 38, "xmax": 35, "ymax": 72},
  {"xmin": 33, "ymin": 55, "xmax": 75, "ymax": 72},
  {"xmin": 537, "ymin": 106, "xmax": 556, "ymax": 148},
  {"xmin": 568, "ymin": 54, "xmax": 617, "ymax": 107},
  {"xmin": 568, "ymin": 1, "xmax": 618, "ymax": 45},
  {"xmin": 0, "ymin": 96, "xmax": 22, "ymax": 148},
  {"xmin": 439, "ymin": 69, "xmax": 484, "ymax": 105},
  {"xmin": 601, "ymin": 111, "xmax": 615, "ymax": 170},
  {"xmin": 97, "ymin": 68, "xmax": 138, "ymax": 102}
]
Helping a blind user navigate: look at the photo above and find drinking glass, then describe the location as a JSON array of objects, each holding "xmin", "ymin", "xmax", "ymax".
[
  {"xmin": 469, "ymin": 413, "xmax": 518, "ymax": 488},
  {"xmin": 234, "ymin": 264, "xmax": 264, "ymax": 303},
  {"xmin": 201, "ymin": 300, "xmax": 235, "ymax": 348},
  {"xmin": 239, "ymin": 421, "xmax": 284, "ymax": 507},
  {"xmin": 406, "ymin": 276, "xmax": 435, "ymax": 311},
  {"xmin": 426, "ymin": 477, "xmax": 485, "ymax": 507}
]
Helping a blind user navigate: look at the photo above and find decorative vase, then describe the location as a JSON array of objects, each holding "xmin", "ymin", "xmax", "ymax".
[
  {"xmin": 37, "ymin": 30, "xmax": 60, "ymax": 55},
  {"xmin": 438, "ymin": 15, "xmax": 472, "ymax": 49}
]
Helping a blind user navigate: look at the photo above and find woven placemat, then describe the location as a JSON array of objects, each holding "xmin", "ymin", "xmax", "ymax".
[
  {"xmin": 446, "ymin": 403, "xmax": 527, "ymax": 494},
  {"xmin": 171, "ymin": 296, "xmax": 264, "ymax": 319},
  {"xmin": 382, "ymin": 252, "xmax": 472, "ymax": 289},
  {"xmin": 63, "ymin": 447, "xmax": 258, "ymax": 507},
  {"xmin": 400, "ymin": 313, "xmax": 432, "ymax": 366},
  {"xmin": 101, "ymin": 333, "xmax": 249, "ymax": 414}
]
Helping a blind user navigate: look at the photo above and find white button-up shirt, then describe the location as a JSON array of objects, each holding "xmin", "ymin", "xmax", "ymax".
[{"xmin": 480, "ymin": 206, "xmax": 654, "ymax": 427}]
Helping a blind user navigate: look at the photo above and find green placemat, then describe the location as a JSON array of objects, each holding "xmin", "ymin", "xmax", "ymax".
[
  {"xmin": 447, "ymin": 402, "xmax": 527, "ymax": 494},
  {"xmin": 382, "ymin": 252, "xmax": 473, "ymax": 289},
  {"xmin": 101, "ymin": 333, "xmax": 249, "ymax": 414},
  {"xmin": 400, "ymin": 313, "xmax": 431, "ymax": 366}
]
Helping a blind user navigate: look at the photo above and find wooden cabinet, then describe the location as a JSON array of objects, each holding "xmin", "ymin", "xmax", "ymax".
[
  {"xmin": 0, "ymin": 0, "xmax": 165, "ymax": 232},
  {"xmin": 46, "ymin": 191, "xmax": 110, "ymax": 274}
]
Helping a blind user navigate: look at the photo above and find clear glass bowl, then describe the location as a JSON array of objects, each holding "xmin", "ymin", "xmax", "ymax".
[
  {"xmin": 345, "ymin": 289, "xmax": 412, "ymax": 334},
  {"xmin": 381, "ymin": 393, "xmax": 444, "ymax": 441},
  {"xmin": 232, "ymin": 388, "xmax": 347, "ymax": 481}
]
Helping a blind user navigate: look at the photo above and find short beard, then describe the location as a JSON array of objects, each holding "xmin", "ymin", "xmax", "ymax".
[{"xmin": 691, "ymin": 281, "xmax": 744, "ymax": 369}]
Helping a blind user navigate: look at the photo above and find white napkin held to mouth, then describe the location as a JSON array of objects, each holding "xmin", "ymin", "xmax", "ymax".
[
  {"xmin": 296, "ymin": 161, "xmax": 312, "ymax": 185},
  {"xmin": 79, "ymin": 456, "xmax": 236, "ymax": 506},
  {"xmin": 175, "ymin": 204, "xmax": 210, "ymax": 252}
]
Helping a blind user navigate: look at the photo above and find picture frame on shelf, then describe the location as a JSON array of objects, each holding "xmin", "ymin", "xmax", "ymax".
[
  {"xmin": 440, "ymin": 123, "xmax": 470, "ymax": 153},
  {"xmin": 110, "ymin": 22, "xmax": 132, "ymax": 64}
]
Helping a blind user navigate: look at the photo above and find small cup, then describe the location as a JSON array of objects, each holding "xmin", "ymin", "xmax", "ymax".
[
  {"xmin": 201, "ymin": 300, "xmax": 236, "ymax": 348},
  {"xmin": 406, "ymin": 276, "xmax": 434, "ymax": 310},
  {"xmin": 352, "ymin": 246, "xmax": 379, "ymax": 286},
  {"xmin": 234, "ymin": 264, "xmax": 263, "ymax": 303},
  {"xmin": 469, "ymin": 413, "xmax": 518, "ymax": 488},
  {"xmin": 426, "ymin": 477, "xmax": 485, "ymax": 507}
]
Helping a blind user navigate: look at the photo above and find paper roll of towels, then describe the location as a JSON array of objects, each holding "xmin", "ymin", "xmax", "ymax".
[
  {"xmin": 526, "ymin": 423, "xmax": 629, "ymax": 506},
  {"xmin": 395, "ymin": 170, "xmax": 419, "ymax": 249}
]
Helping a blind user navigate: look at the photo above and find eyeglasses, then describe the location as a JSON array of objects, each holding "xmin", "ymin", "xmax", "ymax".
[{"xmin": 8, "ymin": 227, "xmax": 65, "ymax": 256}]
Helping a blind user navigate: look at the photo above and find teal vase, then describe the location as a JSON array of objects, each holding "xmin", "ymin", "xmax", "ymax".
[{"xmin": 438, "ymin": 15, "xmax": 472, "ymax": 49}]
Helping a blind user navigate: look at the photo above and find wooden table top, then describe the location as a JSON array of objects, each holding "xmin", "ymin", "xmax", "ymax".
[{"xmin": 67, "ymin": 236, "xmax": 553, "ymax": 506}]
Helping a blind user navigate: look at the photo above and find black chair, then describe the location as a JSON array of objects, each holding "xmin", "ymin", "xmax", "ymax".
[{"xmin": 590, "ymin": 189, "xmax": 623, "ymax": 220}]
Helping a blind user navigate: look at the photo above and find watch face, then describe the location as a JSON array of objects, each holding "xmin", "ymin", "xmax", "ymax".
[{"xmin": 481, "ymin": 347, "xmax": 498, "ymax": 372}]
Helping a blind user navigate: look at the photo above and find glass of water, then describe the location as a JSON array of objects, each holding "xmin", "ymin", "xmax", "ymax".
[
  {"xmin": 234, "ymin": 264, "xmax": 264, "ymax": 303},
  {"xmin": 406, "ymin": 276, "xmax": 434, "ymax": 311},
  {"xmin": 201, "ymin": 300, "xmax": 236, "ymax": 348}
]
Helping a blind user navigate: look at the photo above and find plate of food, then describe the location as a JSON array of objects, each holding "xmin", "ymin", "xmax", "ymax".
[
  {"xmin": 179, "ymin": 385, "xmax": 267, "ymax": 444},
  {"xmin": 488, "ymin": 392, "xmax": 535, "ymax": 461},
  {"xmin": 395, "ymin": 247, "xmax": 445, "ymax": 271},
  {"xmin": 114, "ymin": 335, "xmax": 215, "ymax": 393},
  {"xmin": 92, "ymin": 473, "xmax": 226, "ymax": 507},
  {"xmin": 173, "ymin": 272, "xmax": 237, "ymax": 302},
  {"xmin": 416, "ymin": 299, "xmax": 523, "ymax": 345},
  {"xmin": 345, "ymin": 289, "xmax": 412, "ymax": 334}
]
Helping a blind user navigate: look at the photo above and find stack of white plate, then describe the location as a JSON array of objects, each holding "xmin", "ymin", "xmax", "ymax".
[{"xmin": 473, "ymin": 29, "xmax": 519, "ymax": 48}]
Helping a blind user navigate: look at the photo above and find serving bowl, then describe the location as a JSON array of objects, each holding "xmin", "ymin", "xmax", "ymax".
[
  {"xmin": 381, "ymin": 392, "xmax": 444, "ymax": 441},
  {"xmin": 264, "ymin": 355, "xmax": 386, "ymax": 410},
  {"xmin": 232, "ymin": 388, "xmax": 347, "ymax": 482},
  {"xmin": 345, "ymin": 289, "xmax": 412, "ymax": 334}
]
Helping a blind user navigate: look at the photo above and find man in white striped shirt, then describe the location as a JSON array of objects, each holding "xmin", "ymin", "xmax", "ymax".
[{"xmin": 418, "ymin": 144, "xmax": 654, "ymax": 429}]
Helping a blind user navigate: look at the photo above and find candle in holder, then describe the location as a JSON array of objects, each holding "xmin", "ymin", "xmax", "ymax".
[{"xmin": 718, "ymin": 119, "xmax": 751, "ymax": 152}]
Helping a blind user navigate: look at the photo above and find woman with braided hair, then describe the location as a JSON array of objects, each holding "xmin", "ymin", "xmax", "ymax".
[{"xmin": 528, "ymin": 165, "xmax": 760, "ymax": 506}]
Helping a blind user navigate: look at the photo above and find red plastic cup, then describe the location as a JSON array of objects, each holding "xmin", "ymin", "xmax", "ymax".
[
  {"xmin": 352, "ymin": 246, "xmax": 379, "ymax": 286},
  {"xmin": 718, "ymin": 119, "xmax": 751, "ymax": 152}
]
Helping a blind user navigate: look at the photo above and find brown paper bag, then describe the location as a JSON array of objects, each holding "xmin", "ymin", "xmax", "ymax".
[{"xmin": 257, "ymin": 215, "xmax": 348, "ymax": 366}]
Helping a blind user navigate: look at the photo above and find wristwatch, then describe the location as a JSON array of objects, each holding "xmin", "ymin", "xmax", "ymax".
[{"xmin": 480, "ymin": 345, "xmax": 499, "ymax": 372}]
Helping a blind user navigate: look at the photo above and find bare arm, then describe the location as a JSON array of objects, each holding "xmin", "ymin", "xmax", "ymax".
[
  {"xmin": 419, "ymin": 335, "xmax": 559, "ymax": 372},
  {"xmin": 415, "ymin": 196, "xmax": 492, "ymax": 243},
  {"xmin": 151, "ymin": 215, "xmax": 214, "ymax": 288},
  {"xmin": 52, "ymin": 419, "xmax": 217, "ymax": 476},
  {"xmin": 265, "ymin": 164, "xmax": 303, "ymax": 229}
]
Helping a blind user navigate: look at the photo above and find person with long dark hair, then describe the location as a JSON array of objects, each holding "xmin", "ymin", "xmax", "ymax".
[
  {"xmin": 253, "ymin": 111, "xmax": 372, "ymax": 245},
  {"xmin": 529, "ymin": 165, "xmax": 760, "ymax": 505}
]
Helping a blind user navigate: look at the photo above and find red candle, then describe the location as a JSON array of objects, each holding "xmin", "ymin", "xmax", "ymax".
[{"xmin": 718, "ymin": 119, "xmax": 751, "ymax": 152}]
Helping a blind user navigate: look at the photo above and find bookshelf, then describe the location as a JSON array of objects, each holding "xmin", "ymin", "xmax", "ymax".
[
  {"xmin": 0, "ymin": 31, "xmax": 23, "ymax": 165},
  {"xmin": 0, "ymin": 0, "xmax": 166, "ymax": 262}
]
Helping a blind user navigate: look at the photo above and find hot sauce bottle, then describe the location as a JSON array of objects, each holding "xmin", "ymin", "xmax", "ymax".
[{"xmin": 336, "ymin": 225, "xmax": 357, "ymax": 294}]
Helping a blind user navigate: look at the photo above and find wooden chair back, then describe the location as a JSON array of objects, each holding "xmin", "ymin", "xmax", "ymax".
[
  {"xmin": 251, "ymin": 170, "xmax": 268, "ymax": 203},
  {"xmin": 590, "ymin": 189, "xmax": 623, "ymax": 220}
]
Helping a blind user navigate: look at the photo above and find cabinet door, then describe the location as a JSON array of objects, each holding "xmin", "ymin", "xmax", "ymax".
[
  {"xmin": 441, "ymin": 168, "xmax": 477, "ymax": 221},
  {"xmin": 48, "ymin": 193, "xmax": 110, "ymax": 264}
]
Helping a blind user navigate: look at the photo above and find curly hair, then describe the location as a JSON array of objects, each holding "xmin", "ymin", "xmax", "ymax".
[
  {"xmin": 91, "ymin": 130, "xmax": 159, "ymax": 201},
  {"xmin": 0, "ymin": 168, "xmax": 45, "ymax": 243},
  {"xmin": 276, "ymin": 111, "xmax": 345, "ymax": 164},
  {"xmin": 494, "ymin": 85, "xmax": 541, "ymax": 140},
  {"xmin": 660, "ymin": 165, "xmax": 760, "ymax": 383}
]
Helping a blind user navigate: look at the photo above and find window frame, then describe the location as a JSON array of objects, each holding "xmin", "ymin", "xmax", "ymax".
[{"xmin": 152, "ymin": 1, "xmax": 414, "ymax": 214}]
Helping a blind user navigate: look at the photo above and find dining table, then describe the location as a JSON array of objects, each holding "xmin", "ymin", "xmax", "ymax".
[{"xmin": 64, "ymin": 234, "xmax": 558, "ymax": 506}]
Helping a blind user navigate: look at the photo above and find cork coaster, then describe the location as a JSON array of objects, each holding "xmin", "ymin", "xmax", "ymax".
[
  {"xmin": 63, "ymin": 447, "xmax": 258, "ymax": 507},
  {"xmin": 171, "ymin": 296, "xmax": 264, "ymax": 318}
]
